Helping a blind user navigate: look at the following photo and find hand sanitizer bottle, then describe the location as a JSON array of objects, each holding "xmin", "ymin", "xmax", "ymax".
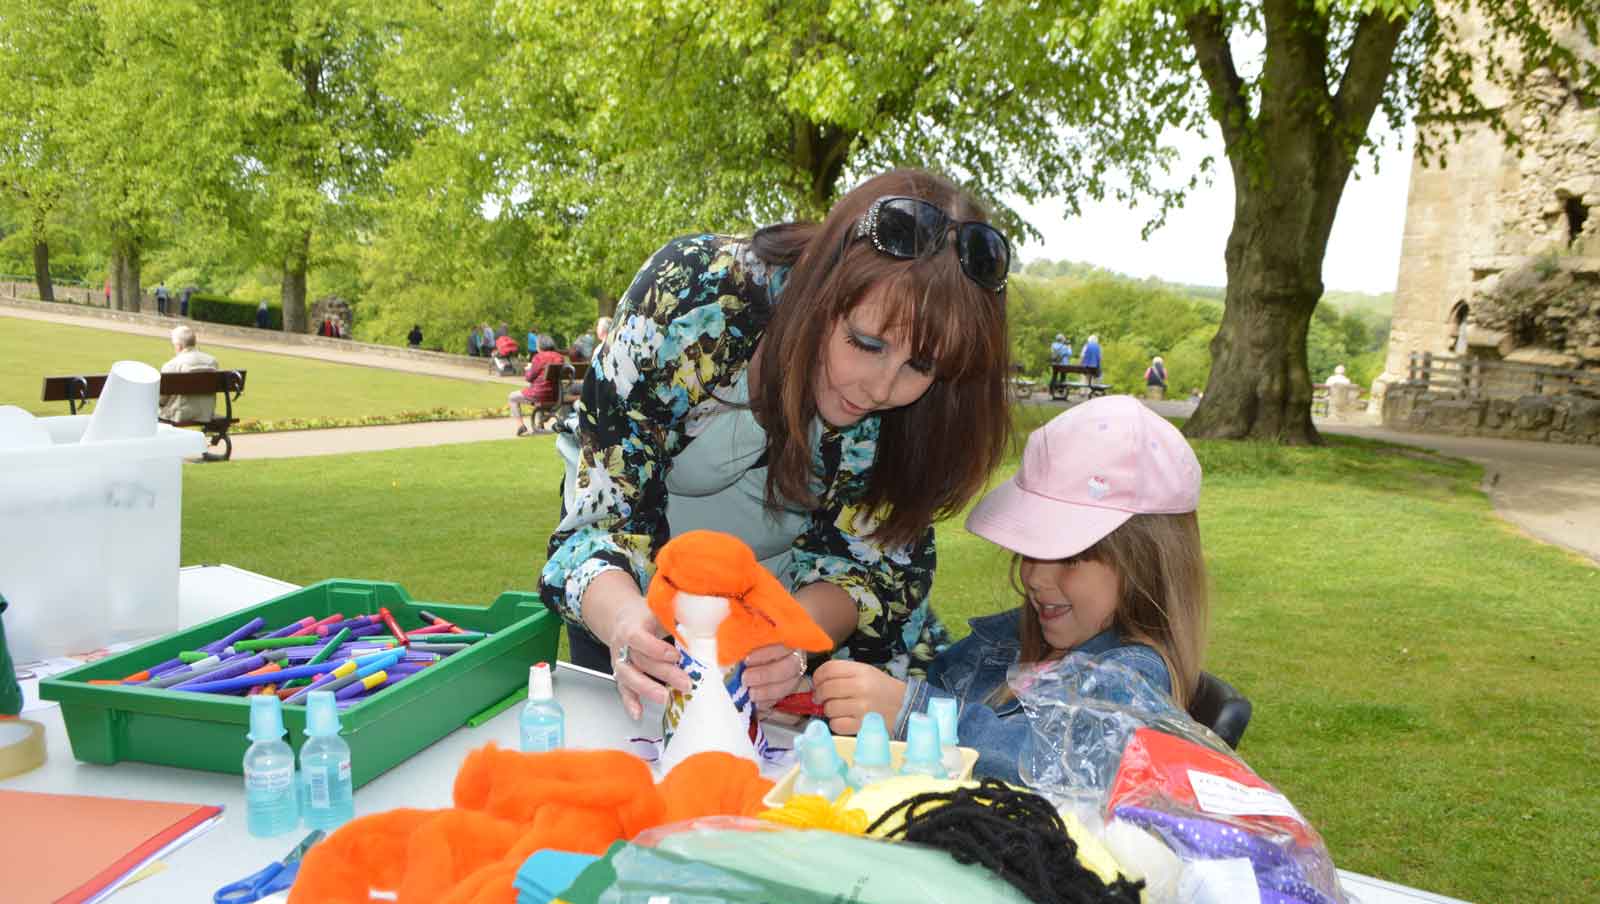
[
  {"xmin": 927, "ymin": 697, "xmax": 964, "ymax": 777},
  {"xmin": 801, "ymin": 719, "xmax": 847, "ymax": 780},
  {"xmin": 898, "ymin": 712, "xmax": 948, "ymax": 778},
  {"xmin": 846, "ymin": 712, "xmax": 896, "ymax": 789},
  {"xmin": 520, "ymin": 661, "xmax": 564, "ymax": 752},
  {"xmin": 300, "ymin": 691, "xmax": 354, "ymax": 830},
  {"xmin": 244, "ymin": 694, "xmax": 299, "ymax": 837},
  {"xmin": 793, "ymin": 725, "xmax": 847, "ymax": 801}
]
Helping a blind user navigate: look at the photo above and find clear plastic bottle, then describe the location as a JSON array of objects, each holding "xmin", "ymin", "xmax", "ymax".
[
  {"xmin": 793, "ymin": 723, "xmax": 847, "ymax": 800},
  {"xmin": 244, "ymin": 694, "xmax": 299, "ymax": 837},
  {"xmin": 898, "ymin": 712, "xmax": 948, "ymax": 778},
  {"xmin": 300, "ymin": 690, "xmax": 354, "ymax": 830},
  {"xmin": 846, "ymin": 712, "xmax": 896, "ymax": 790},
  {"xmin": 520, "ymin": 662, "xmax": 565, "ymax": 752},
  {"xmin": 927, "ymin": 697, "xmax": 964, "ymax": 777}
]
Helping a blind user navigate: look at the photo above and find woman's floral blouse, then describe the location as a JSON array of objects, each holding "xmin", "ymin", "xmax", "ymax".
[{"xmin": 541, "ymin": 234, "xmax": 951, "ymax": 677}]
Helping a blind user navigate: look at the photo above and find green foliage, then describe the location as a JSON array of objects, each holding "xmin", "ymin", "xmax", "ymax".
[{"xmin": 189, "ymin": 294, "xmax": 282, "ymax": 331}]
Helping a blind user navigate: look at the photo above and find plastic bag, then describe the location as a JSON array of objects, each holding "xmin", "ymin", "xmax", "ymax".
[{"xmin": 1011, "ymin": 656, "xmax": 1348, "ymax": 904}]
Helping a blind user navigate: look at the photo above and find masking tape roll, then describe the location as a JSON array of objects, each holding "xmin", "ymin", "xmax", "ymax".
[{"xmin": 0, "ymin": 718, "xmax": 46, "ymax": 779}]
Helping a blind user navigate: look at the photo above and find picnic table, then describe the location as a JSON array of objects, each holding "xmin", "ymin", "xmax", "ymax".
[{"xmin": 4, "ymin": 565, "xmax": 1467, "ymax": 904}]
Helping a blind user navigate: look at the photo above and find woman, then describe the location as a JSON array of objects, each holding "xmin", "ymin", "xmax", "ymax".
[
  {"xmin": 542, "ymin": 170, "xmax": 1014, "ymax": 719},
  {"xmin": 511, "ymin": 335, "xmax": 568, "ymax": 436},
  {"xmin": 1144, "ymin": 355, "xmax": 1167, "ymax": 400}
]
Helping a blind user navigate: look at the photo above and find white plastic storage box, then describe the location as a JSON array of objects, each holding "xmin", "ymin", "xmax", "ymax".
[{"xmin": 0, "ymin": 416, "xmax": 204, "ymax": 662}]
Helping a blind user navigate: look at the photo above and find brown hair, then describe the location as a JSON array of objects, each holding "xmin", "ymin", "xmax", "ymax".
[
  {"xmin": 748, "ymin": 169, "xmax": 1012, "ymax": 547},
  {"xmin": 994, "ymin": 512, "xmax": 1209, "ymax": 709}
]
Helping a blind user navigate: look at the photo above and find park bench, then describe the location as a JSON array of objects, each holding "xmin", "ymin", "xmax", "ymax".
[
  {"xmin": 1009, "ymin": 363, "xmax": 1038, "ymax": 400},
  {"xmin": 41, "ymin": 369, "xmax": 248, "ymax": 461},
  {"xmin": 533, "ymin": 360, "xmax": 589, "ymax": 425},
  {"xmin": 1049, "ymin": 364, "xmax": 1112, "ymax": 401}
]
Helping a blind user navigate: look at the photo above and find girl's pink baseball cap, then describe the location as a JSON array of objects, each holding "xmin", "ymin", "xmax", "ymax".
[{"xmin": 965, "ymin": 395, "xmax": 1201, "ymax": 559}]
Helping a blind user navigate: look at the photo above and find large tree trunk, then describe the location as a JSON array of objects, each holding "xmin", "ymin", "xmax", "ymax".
[
  {"xmin": 32, "ymin": 240, "xmax": 54, "ymax": 302},
  {"xmin": 115, "ymin": 243, "xmax": 142, "ymax": 313},
  {"xmin": 280, "ymin": 229, "xmax": 311, "ymax": 333}
]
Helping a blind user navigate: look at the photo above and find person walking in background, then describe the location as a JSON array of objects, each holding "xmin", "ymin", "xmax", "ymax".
[
  {"xmin": 1049, "ymin": 332, "xmax": 1073, "ymax": 396},
  {"xmin": 1080, "ymin": 333, "xmax": 1102, "ymax": 377},
  {"xmin": 1144, "ymin": 355, "xmax": 1168, "ymax": 400},
  {"xmin": 153, "ymin": 281, "xmax": 171, "ymax": 316},
  {"xmin": 408, "ymin": 324, "xmax": 424, "ymax": 348},
  {"xmin": 254, "ymin": 300, "xmax": 270, "ymax": 329},
  {"xmin": 527, "ymin": 327, "xmax": 539, "ymax": 356},
  {"xmin": 103, "ymin": 279, "xmax": 110, "ymax": 306},
  {"xmin": 179, "ymin": 285, "xmax": 195, "ymax": 317}
]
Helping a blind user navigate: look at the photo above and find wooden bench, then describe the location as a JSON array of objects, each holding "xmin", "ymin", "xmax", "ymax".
[
  {"xmin": 1049, "ymin": 364, "xmax": 1112, "ymax": 401},
  {"xmin": 533, "ymin": 361, "xmax": 589, "ymax": 424},
  {"xmin": 41, "ymin": 370, "xmax": 248, "ymax": 461}
]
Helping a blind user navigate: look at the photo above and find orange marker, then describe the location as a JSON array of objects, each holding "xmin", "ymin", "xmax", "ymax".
[{"xmin": 378, "ymin": 607, "xmax": 408, "ymax": 647}]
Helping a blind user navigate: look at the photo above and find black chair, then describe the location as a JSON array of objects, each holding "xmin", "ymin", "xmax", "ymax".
[{"xmin": 1188, "ymin": 671, "xmax": 1252, "ymax": 748}]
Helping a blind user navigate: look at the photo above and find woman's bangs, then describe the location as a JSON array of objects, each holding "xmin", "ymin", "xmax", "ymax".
[{"xmin": 899, "ymin": 251, "xmax": 999, "ymax": 380}]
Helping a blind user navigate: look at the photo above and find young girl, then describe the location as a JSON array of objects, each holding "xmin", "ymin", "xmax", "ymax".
[{"xmin": 812, "ymin": 395, "xmax": 1208, "ymax": 782}]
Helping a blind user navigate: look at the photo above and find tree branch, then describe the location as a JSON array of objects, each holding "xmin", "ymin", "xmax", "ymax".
[
  {"xmin": 1183, "ymin": 9, "xmax": 1250, "ymax": 158},
  {"xmin": 1332, "ymin": 9, "xmax": 1410, "ymax": 142}
]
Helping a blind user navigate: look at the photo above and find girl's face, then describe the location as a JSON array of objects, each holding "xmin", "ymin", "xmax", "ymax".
[
  {"xmin": 1020, "ymin": 556, "xmax": 1121, "ymax": 652},
  {"xmin": 813, "ymin": 288, "xmax": 936, "ymax": 427}
]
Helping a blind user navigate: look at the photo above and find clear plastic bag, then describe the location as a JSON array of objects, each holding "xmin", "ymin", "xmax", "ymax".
[{"xmin": 1011, "ymin": 656, "xmax": 1349, "ymax": 904}]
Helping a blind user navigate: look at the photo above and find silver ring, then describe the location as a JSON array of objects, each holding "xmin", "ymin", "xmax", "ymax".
[
  {"xmin": 792, "ymin": 649, "xmax": 806, "ymax": 676},
  {"xmin": 616, "ymin": 643, "xmax": 631, "ymax": 667}
]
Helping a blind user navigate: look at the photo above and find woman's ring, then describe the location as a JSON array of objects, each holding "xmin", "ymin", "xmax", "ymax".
[
  {"xmin": 792, "ymin": 649, "xmax": 806, "ymax": 676},
  {"xmin": 616, "ymin": 644, "xmax": 632, "ymax": 667}
]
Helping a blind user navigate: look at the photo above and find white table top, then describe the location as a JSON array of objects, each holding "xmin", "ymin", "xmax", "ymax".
[{"xmin": 3, "ymin": 565, "xmax": 1467, "ymax": 904}]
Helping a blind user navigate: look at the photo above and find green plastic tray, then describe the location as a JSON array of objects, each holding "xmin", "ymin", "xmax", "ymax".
[{"xmin": 39, "ymin": 579, "xmax": 558, "ymax": 788}]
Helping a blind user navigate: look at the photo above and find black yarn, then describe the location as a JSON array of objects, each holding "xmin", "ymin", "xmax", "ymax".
[{"xmin": 864, "ymin": 779, "xmax": 1144, "ymax": 904}]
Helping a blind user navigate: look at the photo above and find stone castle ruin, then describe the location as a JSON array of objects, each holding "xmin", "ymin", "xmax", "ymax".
[{"xmin": 1384, "ymin": 11, "xmax": 1599, "ymax": 444}]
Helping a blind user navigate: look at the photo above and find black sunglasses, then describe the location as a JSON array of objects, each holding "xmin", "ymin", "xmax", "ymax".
[{"xmin": 851, "ymin": 196, "xmax": 1011, "ymax": 292}]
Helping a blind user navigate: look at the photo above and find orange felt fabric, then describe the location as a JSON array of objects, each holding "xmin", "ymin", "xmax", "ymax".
[
  {"xmin": 646, "ymin": 530, "xmax": 833, "ymax": 664},
  {"xmin": 289, "ymin": 747, "xmax": 774, "ymax": 904}
]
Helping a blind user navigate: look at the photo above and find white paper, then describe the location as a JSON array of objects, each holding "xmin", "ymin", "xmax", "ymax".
[{"xmin": 1187, "ymin": 769, "xmax": 1306, "ymax": 823}]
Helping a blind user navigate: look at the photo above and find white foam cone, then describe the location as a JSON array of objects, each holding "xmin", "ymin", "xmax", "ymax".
[
  {"xmin": 0, "ymin": 406, "xmax": 51, "ymax": 450},
  {"xmin": 81, "ymin": 360, "xmax": 160, "ymax": 443},
  {"xmin": 657, "ymin": 655, "xmax": 759, "ymax": 774}
]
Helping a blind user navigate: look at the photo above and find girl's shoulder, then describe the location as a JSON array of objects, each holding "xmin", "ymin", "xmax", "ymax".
[
  {"xmin": 966, "ymin": 608, "xmax": 1024, "ymax": 643},
  {"xmin": 626, "ymin": 234, "xmax": 781, "ymax": 323}
]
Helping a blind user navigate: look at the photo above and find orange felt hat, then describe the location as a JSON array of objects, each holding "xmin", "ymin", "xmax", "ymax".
[{"xmin": 646, "ymin": 530, "xmax": 833, "ymax": 665}]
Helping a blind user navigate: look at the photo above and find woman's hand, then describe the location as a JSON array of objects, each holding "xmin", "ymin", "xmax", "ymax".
[
  {"xmin": 741, "ymin": 644, "xmax": 810, "ymax": 711},
  {"xmin": 812, "ymin": 660, "xmax": 908, "ymax": 735},
  {"xmin": 606, "ymin": 604, "xmax": 690, "ymax": 720}
]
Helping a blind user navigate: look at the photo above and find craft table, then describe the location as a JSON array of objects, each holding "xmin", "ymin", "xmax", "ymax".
[{"xmin": 3, "ymin": 565, "xmax": 1467, "ymax": 904}]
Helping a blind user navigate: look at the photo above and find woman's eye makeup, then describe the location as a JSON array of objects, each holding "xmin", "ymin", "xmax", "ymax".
[{"xmin": 845, "ymin": 329, "xmax": 884, "ymax": 353}]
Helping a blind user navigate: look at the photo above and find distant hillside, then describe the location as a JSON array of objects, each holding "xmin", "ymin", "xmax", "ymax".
[{"xmin": 1020, "ymin": 258, "xmax": 1391, "ymax": 320}]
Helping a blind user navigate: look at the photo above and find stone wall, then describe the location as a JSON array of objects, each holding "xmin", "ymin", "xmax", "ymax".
[
  {"xmin": 1383, "ymin": 382, "xmax": 1600, "ymax": 445},
  {"xmin": 1386, "ymin": 11, "xmax": 1600, "ymax": 385}
]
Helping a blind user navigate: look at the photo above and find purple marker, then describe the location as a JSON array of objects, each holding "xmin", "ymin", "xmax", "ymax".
[
  {"xmin": 201, "ymin": 617, "xmax": 266, "ymax": 655},
  {"xmin": 263, "ymin": 617, "xmax": 317, "ymax": 639},
  {"xmin": 346, "ymin": 622, "xmax": 387, "ymax": 639},
  {"xmin": 171, "ymin": 653, "xmax": 268, "ymax": 689}
]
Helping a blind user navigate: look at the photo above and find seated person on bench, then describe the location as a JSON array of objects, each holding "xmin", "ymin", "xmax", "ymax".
[{"xmin": 158, "ymin": 325, "xmax": 219, "ymax": 423}]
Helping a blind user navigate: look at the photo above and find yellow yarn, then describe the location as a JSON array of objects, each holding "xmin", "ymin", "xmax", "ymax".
[{"xmin": 757, "ymin": 789, "xmax": 871, "ymax": 835}]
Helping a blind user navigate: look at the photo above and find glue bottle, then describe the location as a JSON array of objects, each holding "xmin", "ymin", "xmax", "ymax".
[
  {"xmin": 244, "ymin": 694, "xmax": 299, "ymax": 837},
  {"xmin": 300, "ymin": 690, "xmax": 354, "ymax": 830},
  {"xmin": 927, "ymin": 697, "xmax": 964, "ymax": 777},
  {"xmin": 898, "ymin": 713, "xmax": 948, "ymax": 778},
  {"xmin": 794, "ymin": 723, "xmax": 847, "ymax": 801},
  {"xmin": 846, "ymin": 712, "xmax": 896, "ymax": 789},
  {"xmin": 520, "ymin": 661, "xmax": 564, "ymax": 752}
]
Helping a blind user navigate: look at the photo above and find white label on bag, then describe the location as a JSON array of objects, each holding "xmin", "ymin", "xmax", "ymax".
[{"xmin": 1187, "ymin": 769, "xmax": 1306, "ymax": 823}]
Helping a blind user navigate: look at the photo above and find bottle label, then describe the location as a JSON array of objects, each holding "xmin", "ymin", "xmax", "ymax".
[
  {"xmin": 246, "ymin": 766, "xmax": 293, "ymax": 794},
  {"xmin": 521, "ymin": 723, "xmax": 563, "ymax": 753},
  {"xmin": 307, "ymin": 766, "xmax": 331, "ymax": 808},
  {"xmin": 338, "ymin": 759, "xmax": 352, "ymax": 784}
]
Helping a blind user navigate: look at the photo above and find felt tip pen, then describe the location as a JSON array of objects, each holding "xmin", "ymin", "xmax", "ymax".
[
  {"xmin": 377, "ymin": 607, "xmax": 408, "ymax": 646},
  {"xmin": 282, "ymin": 660, "xmax": 361, "ymax": 704},
  {"xmin": 404, "ymin": 624, "xmax": 455, "ymax": 638},
  {"xmin": 176, "ymin": 658, "xmax": 363, "ymax": 695},
  {"xmin": 334, "ymin": 671, "xmax": 389, "ymax": 701},
  {"xmin": 407, "ymin": 642, "xmax": 470, "ymax": 655},
  {"xmin": 171, "ymin": 654, "xmax": 268, "ymax": 689},
  {"xmin": 417, "ymin": 609, "xmax": 467, "ymax": 634},
  {"xmin": 144, "ymin": 655, "xmax": 227, "ymax": 688},
  {"xmin": 346, "ymin": 622, "xmax": 388, "ymax": 638},
  {"xmin": 203, "ymin": 617, "xmax": 266, "ymax": 654},
  {"xmin": 264, "ymin": 616, "xmax": 318, "ymax": 639},
  {"xmin": 233, "ymin": 635, "xmax": 321, "ymax": 652},
  {"xmin": 281, "ymin": 627, "xmax": 352, "ymax": 689}
]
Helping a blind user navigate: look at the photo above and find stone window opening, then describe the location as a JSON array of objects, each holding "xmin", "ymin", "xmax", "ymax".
[
  {"xmin": 1449, "ymin": 302, "xmax": 1470, "ymax": 355},
  {"xmin": 1564, "ymin": 196, "xmax": 1589, "ymax": 244}
]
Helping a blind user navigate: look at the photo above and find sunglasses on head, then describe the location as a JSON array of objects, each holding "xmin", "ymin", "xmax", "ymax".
[{"xmin": 851, "ymin": 196, "xmax": 1011, "ymax": 292}]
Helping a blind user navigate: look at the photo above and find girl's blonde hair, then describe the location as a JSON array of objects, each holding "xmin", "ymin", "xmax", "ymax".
[{"xmin": 994, "ymin": 511, "xmax": 1209, "ymax": 709}]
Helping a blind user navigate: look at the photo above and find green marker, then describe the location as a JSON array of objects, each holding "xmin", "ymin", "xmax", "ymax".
[
  {"xmin": 178, "ymin": 650, "xmax": 212, "ymax": 663},
  {"xmin": 282, "ymin": 626, "xmax": 351, "ymax": 689},
  {"xmin": 233, "ymin": 635, "xmax": 321, "ymax": 652}
]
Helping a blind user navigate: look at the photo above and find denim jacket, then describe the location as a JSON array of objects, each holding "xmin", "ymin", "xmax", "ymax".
[{"xmin": 893, "ymin": 608, "xmax": 1172, "ymax": 784}]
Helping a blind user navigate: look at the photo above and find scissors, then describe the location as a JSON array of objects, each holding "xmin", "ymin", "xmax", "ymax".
[{"xmin": 214, "ymin": 829, "xmax": 324, "ymax": 904}]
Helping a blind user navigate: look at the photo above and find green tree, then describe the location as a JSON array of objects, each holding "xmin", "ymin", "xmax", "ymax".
[{"xmin": 1026, "ymin": 0, "xmax": 1597, "ymax": 442}]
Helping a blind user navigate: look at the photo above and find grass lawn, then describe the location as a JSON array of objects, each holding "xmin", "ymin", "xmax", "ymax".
[
  {"xmin": 0, "ymin": 316, "xmax": 507, "ymax": 421},
  {"xmin": 179, "ymin": 407, "xmax": 1600, "ymax": 901}
]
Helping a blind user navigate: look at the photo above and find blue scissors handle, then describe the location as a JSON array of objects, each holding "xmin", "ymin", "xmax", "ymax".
[{"xmin": 213, "ymin": 861, "xmax": 284, "ymax": 904}]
